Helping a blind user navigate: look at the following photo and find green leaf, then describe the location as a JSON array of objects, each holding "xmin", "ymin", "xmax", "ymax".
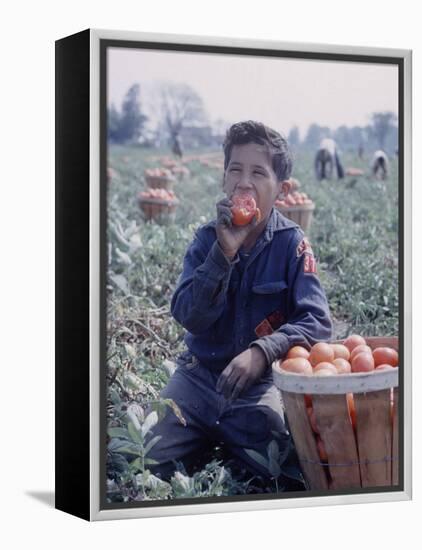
[
  {"xmin": 141, "ymin": 411, "xmax": 159, "ymax": 438},
  {"xmin": 109, "ymin": 453, "xmax": 129, "ymax": 473},
  {"xmin": 124, "ymin": 343, "xmax": 137, "ymax": 359},
  {"xmin": 144, "ymin": 435, "xmax": 162, "ymax": 456},
  {"xmin": 108, "ymin": 438, "xmax": 130, "ymax": 453},
  {"xmin": 144, "ymin": 458, "xmax": 159, "ymax": 465},
  {"xmin": 110, "ymin": 220, "xmax": 131, "ymax": 249},
  {"xmin": 278, "ymin": 438, "xmax": 293, "ymax": 465},
  {"xmin": 268, "ymin": 456, "xmax": 281, "ymax": 478},
  {"xmin": 128, "ymin": 421, "xmax": 142, "ymax": 444},
  {"xmin": 151, "ymin": 401, "xmax": 168, "ymax": 423},
  {"xmin": 107, "ymin": 427, "xmax": 130, "ymax": 440},
  {"xmin": 267, "ymin": 440, "xmax": 280, "ymax": 464},
  {"xmin": 124, "ymin": 372, "xmax": 144, "ymax": 392},
  {"xmin": 109, "ymin": 273, "xmax": 129, "ymax": 295},
  {"xmin": 115, "ymin": 247, "xmax": 132, "ymax": 266},
  {"xmin": 115, "ymin": 446, "xmax": 141, "ymax": 456},
  {"xmin": 126, "ymin": 403, "xmax": 144, "ymax": 430},
  {"xmin": 109, "ymin": 388, "xmax": 121, "ymax": 405},
  {"xmin": 244, "ymin": 448, "xmax": 269, "ymax": 471},
  {"xmin": 130, "ymin": 457, "xmax": 142, "ymax": 471}
]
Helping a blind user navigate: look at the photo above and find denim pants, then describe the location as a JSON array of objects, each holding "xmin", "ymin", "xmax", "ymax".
[{"xmin": 144, "ymin": 353, "xmax": 304, "ymax": 487}]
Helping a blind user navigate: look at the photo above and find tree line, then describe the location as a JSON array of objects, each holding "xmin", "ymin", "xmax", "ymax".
[
  {"xmin": 108, "ymin": 83, "xmax": 398, "ymax": 155},
  {"xmin": 288, "ymin": 112, "xmax": 398, "ymax": 156}
]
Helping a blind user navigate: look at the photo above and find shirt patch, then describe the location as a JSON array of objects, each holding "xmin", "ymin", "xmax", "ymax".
[
  {"xmin": 254, "ymin": 318, "xmax": 274, "ymax": 337},
  {"xmin": 297, "ymin": 237, "xmax": 313, "ymax": 257},
  {"xmin": 304, "ymin": 253, "xmax": 317, "ymax": 274}
]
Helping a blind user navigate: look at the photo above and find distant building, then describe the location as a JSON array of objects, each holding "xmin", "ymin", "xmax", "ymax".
[{"xmin": 179, "ymin": 125, "xmax": 217, "ymax": 148}]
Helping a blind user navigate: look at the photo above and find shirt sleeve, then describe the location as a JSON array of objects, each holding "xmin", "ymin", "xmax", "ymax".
[
  {"xmin": 171, "ymin": 228, "xmax": 239, "ymax": 334},
  {"xmin": 249, "ymin": 230, "xmax": 333, "ymax": 366}
]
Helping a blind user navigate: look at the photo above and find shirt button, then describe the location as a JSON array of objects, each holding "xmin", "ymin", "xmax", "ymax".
[{"xmin": 215, "ymin": 420, "xmax": 220, "ymax": 425}]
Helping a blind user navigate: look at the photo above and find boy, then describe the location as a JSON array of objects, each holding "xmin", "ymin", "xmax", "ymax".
[{"xmin": 145, "ymin": 121, "xmax": 333, "ymax": 488}]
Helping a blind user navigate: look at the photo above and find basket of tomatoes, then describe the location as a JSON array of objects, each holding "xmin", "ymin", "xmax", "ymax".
[
  {"xmin": 144, "ymin": 168, "xmax": 175, "ymax": 190},
  {"xmin": 288, "ymin": 177, "xmax": 301, "ymax": 191},
  {"xmin": 272, "ymin": 335, "xmax": 399, "ymax": 491},
  {"xmin": 138, "ymin": 188, "xmax": 179, "ymax": 223},
  {"xmin": 275, "ymin": 192, "xmax": 315, "ymax": 233}
]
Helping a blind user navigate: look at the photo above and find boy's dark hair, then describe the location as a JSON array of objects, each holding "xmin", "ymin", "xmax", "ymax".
[{"xmin": 222, "ymin": 120, "xmax": 293, "ymax": 181}]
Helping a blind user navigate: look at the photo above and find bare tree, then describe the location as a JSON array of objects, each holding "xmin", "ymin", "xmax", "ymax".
[{"xmin": 158, "ymin": 82, "xmax": 208, "ymax": 157}]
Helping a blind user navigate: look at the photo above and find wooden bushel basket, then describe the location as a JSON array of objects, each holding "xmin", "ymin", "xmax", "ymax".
[
  {"xmin": 138, "ymin": 196, "xmax": 179, "ymax": 223},
  {"xmin": 277, "ymin": 202, "xmax": 315, "ymax": 233},
  {"xmin": 144, "ymin": 175, "xmax": 175, "ymax": 190},
  {"xmin": 272, "ymin": 336, "xmax": 399, "ymax": 491}
]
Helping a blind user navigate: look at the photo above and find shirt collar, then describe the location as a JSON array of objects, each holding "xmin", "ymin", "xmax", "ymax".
[{"xmin": 263, "ymin": 207, "xmax": 300, "ymax": 242}]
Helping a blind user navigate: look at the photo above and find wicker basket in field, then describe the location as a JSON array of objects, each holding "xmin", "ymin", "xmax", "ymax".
[
  {"xmin": 138, "ymin": 196, "xmax": 179, "ymax": 223},
  {"xmin": 272, "ymin": 336, "xmax": 399, "ymax": 491},
  {"xmin": 277, "ymin": 202, "xmax": 315, "ymax": 233},
  {"xmin": 289, "ymin": 177, "xmax": 301, "ymax": 191},
  {"xmin": 144, "ymin": 167, "xmax": 175, "ymax": 190},
  {"xmin": 144, "ymin": 174, "xmax": 175, "ymax": 190}
]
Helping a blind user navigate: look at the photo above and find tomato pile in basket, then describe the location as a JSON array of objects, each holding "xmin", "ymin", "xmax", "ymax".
[
  {"xmin": 138, "ymin": 189, "xmax": 176, "ymax": 201},
  {"xmin": 279, "ymin": 335, "xmax": 398, "ymax": 464},
  {"xmin": 275, "ymin": 191, "xmax": 313, "ymax": 208},
  {"xmin": 144, "ymin": 167, "xmax": 173, "ymax": 178},
  {"xmin": 278, "ymin": 334, "xmax": 398, "ymax": 376}
]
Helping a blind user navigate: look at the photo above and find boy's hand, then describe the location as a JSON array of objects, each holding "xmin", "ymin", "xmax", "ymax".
[
  {"xmin": 215, "ymin": 198, "xmax": 258, "ymax": 259},
  {"xmin": 216, "ymin": 346, "xmax": 268, "ymax": 401}
]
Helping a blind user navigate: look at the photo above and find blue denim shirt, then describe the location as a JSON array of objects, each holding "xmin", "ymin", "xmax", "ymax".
[{"xmin": 171, "ymin": 207, "xmax": 333, "ymax": 372}]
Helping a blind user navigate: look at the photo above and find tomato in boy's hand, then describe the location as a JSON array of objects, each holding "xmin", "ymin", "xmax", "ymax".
[{"xmin": 231, "ymin": 194, "xmax": 261, "ymax": 226}]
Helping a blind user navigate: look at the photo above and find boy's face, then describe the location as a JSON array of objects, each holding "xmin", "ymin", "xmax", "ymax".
[{"xmin": 223, "ymin": 143, "xmax": 290, "ymax": 220}]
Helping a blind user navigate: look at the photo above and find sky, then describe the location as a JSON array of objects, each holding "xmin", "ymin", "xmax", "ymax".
[{"xmin": 107, "ymin": 47, "xmax": 398, "ymax": 138}]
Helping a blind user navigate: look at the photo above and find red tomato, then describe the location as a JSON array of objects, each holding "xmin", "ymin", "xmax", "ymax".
[
  {"xmin": 285, "ymin": 194, "xmax": 297, "ymax": 207},
  {"xmin": 309, "ymin": 343, "xmax": 335, "ymax": 366},
  {"xmin": 331, "ymin": 344, "xmax": 351, "ymax": 361},
  {"xmin": 343, "ymin": 334, "xmax": 366, "ymax": 352},
  {"xmin": 350, "ymin": 344, "xmax": 373, "ymax": 361},
  {"xmin": 313, "ymin": 362, "xmax": 337, "ymax": 374},
  {"xmin": 279, "ymin": 357, "xmax": 313, "ymax": 375},
  {"xmin": 333, "ymin": 358, "xmax": 352, "ymax": 374},
  {"xmin": 351, "ymin": 352, "xmax": 375, "ymax": 373},
  {"xmin": 287, "ymin": 346, "xmax": 310, "ymax": 360},
  {"xmin": 231, "ymin": 194, "xmax": 261, "ymax": 226},
  {"xmin": 375, "ymin": 364, "xmax": 396, "ymax": 371},
  {"xmin": 372, "ymin": 347, "xmax": 399, "ymax": 367}
]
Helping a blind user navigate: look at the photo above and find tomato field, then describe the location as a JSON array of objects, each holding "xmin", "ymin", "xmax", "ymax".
[{"xmin": 106, "ymin": 144, "xmax": 399, "ymax": 502}]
